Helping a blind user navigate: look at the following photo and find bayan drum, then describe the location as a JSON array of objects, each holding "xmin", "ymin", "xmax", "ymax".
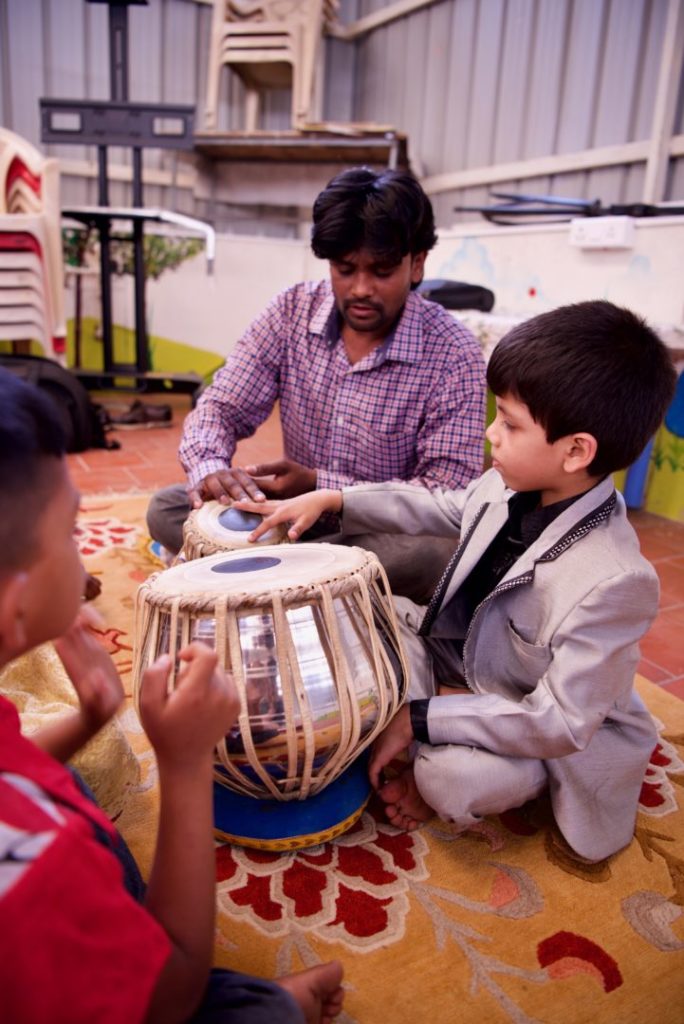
[
  {"xmin": 133, "ymin": 543, "xmax": 408, "ymax": 849},
  {"xmin": 182, "ymin": 500, "xmax": 289, "ymax": 560}
]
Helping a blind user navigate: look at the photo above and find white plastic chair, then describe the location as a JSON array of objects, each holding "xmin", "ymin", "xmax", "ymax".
[{"xmin": 204, "ymin": 0, "xmax": 336, "ymax": 130}]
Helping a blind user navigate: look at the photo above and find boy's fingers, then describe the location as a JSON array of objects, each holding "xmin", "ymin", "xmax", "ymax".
[
  {"xmin": 140, "ymin": 653, "xmax": 173, "ymax": 709},
  {"xmin": 175, "ymin": 643, "xmax": 219, "ymax": 689},
  {"xmin": 71, "ymin": 603, "xmax": 106, "ymax": 630},
  {"xmin": 248, "ymin": 518, "xmax": 275, "ymax": 542}
]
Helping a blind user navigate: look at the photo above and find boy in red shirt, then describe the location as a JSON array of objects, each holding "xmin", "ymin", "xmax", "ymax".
[{"xmin": 0, "ymin": 368, "xmax": 344, "ymax": 1024}]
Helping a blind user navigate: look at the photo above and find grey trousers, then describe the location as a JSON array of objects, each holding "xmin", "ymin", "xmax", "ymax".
[
  {"xmin": 393, "ymin": 596, "xmax": 548, "ymax": 827},
  {"xmin": 147, "ymin": 483, "xmax": 456, "ymax": 604}
]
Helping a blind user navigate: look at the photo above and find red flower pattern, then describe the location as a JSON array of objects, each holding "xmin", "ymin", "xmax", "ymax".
[
  {"xmin": 638, "ymin": 722, "xmax": 684, "ymax": 816},
  {"xmin": 216, "ymin": 808, "xmax": 429, "ymax": 949},
  {"xmin": 76, "ymin": 518, "xmax": 140, "ymax": 556}
]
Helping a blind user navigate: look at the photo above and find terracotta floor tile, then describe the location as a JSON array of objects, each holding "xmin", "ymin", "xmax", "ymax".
[
  {"xmin": 640, "ymin": 610, "xmax": 684, "ymax": 677},
  {"xmin": 123, "ymin": 465, "xmax": 184, "ymax": 491},
  {"xmin": 69, "ymin": 466, "xmax": 140, "ymax": 492},
  {"xmin": 653, "ymin": 561, "xmax": 684, "ymax": 607},
  {"xmin": 659, "ymin": 676, "xmax": 684, "ymax": 700},
  {"xmin": 637, "ymin": 657, "xmax": 674, "ymax": 684}
]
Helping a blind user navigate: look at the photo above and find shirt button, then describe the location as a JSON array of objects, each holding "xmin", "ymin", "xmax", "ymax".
[
  {"xmin": 337, "ymin": 415, "xmax": 344, "ymax": 426},
  {"xmin": 331, "ymin": 459, "xmax": 339, "ymax": 469}
]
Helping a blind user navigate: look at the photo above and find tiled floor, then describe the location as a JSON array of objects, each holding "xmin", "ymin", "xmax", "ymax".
[{"xmin": 67, "ymin": 392, "xmax": 684, "ymax": 703}]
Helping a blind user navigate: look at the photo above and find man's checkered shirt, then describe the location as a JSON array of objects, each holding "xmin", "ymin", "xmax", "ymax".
[{"xmin": 180, "ymin": 280, "xmax": 487, "ymax": 493}]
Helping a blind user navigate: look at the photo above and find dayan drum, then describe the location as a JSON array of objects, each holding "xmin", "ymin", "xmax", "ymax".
[
  {"xmin": 132, "ymin": 544, "xmax": 408, "ymax": 850},
  {"xmin": 182, "ymin": 500, "xmax": 289, "ymax": 560}
]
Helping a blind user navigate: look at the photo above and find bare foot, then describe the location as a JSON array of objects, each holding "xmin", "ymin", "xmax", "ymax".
[
  {"xmin": 378, "ymin": 766, "xmax": 433, "ymax": 831},
  {"xmin": 278, "ymin": 961, "xmax": 344, "ymax": 1024}
]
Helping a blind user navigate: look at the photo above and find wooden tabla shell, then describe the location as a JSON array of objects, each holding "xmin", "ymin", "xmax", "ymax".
[
  {"xmin": 133, "ymin": 544, "xmax": 408, "ymax": 807},
  {"xmin": 182, "ymin": 500, "xmax": 289, "ymax": 560}
]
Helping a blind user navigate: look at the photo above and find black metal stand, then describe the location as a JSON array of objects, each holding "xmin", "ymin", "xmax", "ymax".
[{"xmin": 40, "ymin": 0, "xmax": 201, "ymax": 399}]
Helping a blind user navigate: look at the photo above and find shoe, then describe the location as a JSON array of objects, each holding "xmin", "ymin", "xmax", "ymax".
[{"xmin": 110, "ymin": 400, "xmax": 172, "ymax": 430}]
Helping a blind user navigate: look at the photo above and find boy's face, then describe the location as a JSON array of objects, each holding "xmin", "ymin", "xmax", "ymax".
[
  {"xmin": 13, "ymin": 460, "xmax": 85, "ymax": 654},
  {"xmin": 486, "ymin": 393, "xmax": 580, "ymax": 505},
  {"xmin": 330, "ymin": 247, "xmax": 426, "ymax": 338}
]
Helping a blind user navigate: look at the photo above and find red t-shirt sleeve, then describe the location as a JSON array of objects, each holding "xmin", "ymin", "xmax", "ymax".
[{"xmin": 0, "ymin": 815, "xmax": 171, "ymax": 1024}]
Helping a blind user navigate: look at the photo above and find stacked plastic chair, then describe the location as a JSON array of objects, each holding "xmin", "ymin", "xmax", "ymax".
[
  {"xmin": 0, "ymin": 128, "xmax": 67, "ymax": 362},
  {"xmin": 204, "ymin": 0, "xmax": 337, "ymax": 131}
]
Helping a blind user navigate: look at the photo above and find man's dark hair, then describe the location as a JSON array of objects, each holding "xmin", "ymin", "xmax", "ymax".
[
  {"xmin": 487, "ymin": 300, "xmax": 677, "ymax": 477},
  {"xmin": 0, "ymin": 368, "xmax": 66, "ymax": 570},
  {"xmin": 311, "ymin": 167, "xmax": 437, "ymax": 266}
]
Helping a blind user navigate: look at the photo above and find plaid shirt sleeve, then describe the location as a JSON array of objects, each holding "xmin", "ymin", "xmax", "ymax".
[{"xmin": 179, "ymin": 293, "xmax": 287, "ymax": 490}]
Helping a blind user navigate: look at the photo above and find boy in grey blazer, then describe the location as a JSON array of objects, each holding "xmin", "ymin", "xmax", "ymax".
[{"xmin": 236, "ymin": 300, "xmax": 677, "ymax": 862}]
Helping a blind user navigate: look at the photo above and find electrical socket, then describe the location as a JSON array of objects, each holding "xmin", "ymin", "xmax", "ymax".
[{"xmin": 569, "ymin": 216, "xmax": 636, "ymax": 250}]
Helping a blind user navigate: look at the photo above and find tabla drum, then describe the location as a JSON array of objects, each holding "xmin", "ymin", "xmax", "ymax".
[
  {"xmin": 132, "ymin": 543, "xmax": 408, "ymax": 850},
  {"xmin": 182, "ymin": 500, "xmax": 289, "ymax": 560}
]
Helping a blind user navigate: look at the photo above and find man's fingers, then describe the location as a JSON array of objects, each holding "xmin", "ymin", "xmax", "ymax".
[
  {"xmin": 188, "ymin": 488, "xmax": 203, "ymax": 509},
  {"xmin": 245, "ymin": 461, "xmax": 285, "ymax": 477}
]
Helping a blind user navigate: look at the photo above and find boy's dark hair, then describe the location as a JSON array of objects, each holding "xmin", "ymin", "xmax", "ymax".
[
  {"xmin": 311, "ymin": 167, "xmax": 437, "ymax": 272},
  {"xmin": 0, "ymin": 368, "xmax": 66, "ymax": 571},
  {"xmin": 487, "ymin": 300, "xmax": 676, "ymax": 477}
]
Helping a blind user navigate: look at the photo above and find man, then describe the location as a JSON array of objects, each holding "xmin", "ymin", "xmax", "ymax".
[{"xmin": 147, "ymin": 166, "xmax": 486, "ymax": 600}]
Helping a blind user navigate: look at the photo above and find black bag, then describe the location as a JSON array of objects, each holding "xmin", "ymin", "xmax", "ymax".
[
  {"xmin": 418, "ymin": 279, "xmax": 495, "ymax": 312},
  {"xmin": 0, "ymin": 354, "xmax": 119, "ymax": 452}
]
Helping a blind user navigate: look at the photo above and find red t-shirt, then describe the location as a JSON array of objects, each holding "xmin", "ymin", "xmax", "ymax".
[{"xmin": 0, "ymin": 697, "xmax": 171, "ymax": 1023}]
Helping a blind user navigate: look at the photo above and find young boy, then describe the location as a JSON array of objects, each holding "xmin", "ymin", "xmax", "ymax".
[
  {"xmin": 236, "ymin": 300, "xmax": 677, "ymax": 863},
  {"xmin": 0, "ymin": 369, "xmax": 344, "ymax": 1023}
]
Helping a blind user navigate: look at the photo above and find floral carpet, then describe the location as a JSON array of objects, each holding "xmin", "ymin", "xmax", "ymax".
[{"xmin": 40, "ymin": 493, "xmax": 684, "ymax": 1022}]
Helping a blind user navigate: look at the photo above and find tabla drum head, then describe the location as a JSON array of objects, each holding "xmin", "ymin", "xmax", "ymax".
[
  {"xmin": 150, "ymin": 543, "xmax": 370, "ymax": 598},
  {"xmin": 183, "ymin": 500, "xmax": 288, "ymax": 557}
]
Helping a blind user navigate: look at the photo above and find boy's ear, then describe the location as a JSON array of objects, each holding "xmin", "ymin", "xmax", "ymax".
[
  {"xmin": 562, "ymin": 432, "xmax": 598, "ymax": 473},
  {"xmin": 0, "ymin": 571, "xmax": 30, "ymax": 662}
]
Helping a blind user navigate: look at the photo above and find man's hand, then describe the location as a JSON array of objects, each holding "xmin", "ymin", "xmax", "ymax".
[
  {"xmin": 368, "ymin": 706, "xmax": 415, "ymax": 790},
  {"xmin": 54, "ymin": 604, "xmax": 125, "ymax": 731},
  {"xmin": 187, "ymin": 468, "xmax": 266, "ymax": 509},
  {"xmin": 245, "ymin": 458, "xmax": 317, "ymax": 498},
  {"xmin": 139, "ymin": 644, "xmax": 240, "ymax": 770},
  {"xmin": 234, "ymin": 488, "xmax": 343, "ymax": 541}
]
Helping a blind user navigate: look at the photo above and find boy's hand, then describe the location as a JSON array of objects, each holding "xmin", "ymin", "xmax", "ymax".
[
  {"xmin": 54, "ymin": 604, "xmax": 125, "ymax": 730},
  {"xmin": 368, "ymin": 706, "xmax": 414, "ymax": 790},
  {"xmin": 139, "ymin": 643, "xmax": 240, "ymax": 769},
  {"xmin": 188, "ymin": 469, "xmax": 266, "ymax": 508},
  {"xmin": 244, "ymin": 458, "xmax": 316, "ymax": 498},
  {"xmin": 234, "ymin": 488, "xmax": 343, "ymax": 541}
]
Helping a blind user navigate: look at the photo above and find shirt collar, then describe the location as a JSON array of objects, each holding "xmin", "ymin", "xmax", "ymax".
[{"xmin": 508, "ymin": 488, "xmax": 594, "ymax": 548}]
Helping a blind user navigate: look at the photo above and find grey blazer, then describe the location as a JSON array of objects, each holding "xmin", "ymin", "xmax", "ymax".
[{"xmin": 342, "ymin": 471, "xmax": 658, "ymax": 860}]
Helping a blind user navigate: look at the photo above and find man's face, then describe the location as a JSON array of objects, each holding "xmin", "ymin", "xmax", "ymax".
[{"xmin": 329, "ymin": 248, "xmax": 426, "ymax": 337}]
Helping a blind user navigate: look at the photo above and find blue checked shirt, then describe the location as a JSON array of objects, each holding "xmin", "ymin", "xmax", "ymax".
[{"xmin": 180, "ymin": 280, "xmax": 486, "ymax": 492}]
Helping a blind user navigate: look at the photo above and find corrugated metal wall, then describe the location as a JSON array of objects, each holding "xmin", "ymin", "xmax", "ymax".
[{"xmin": 0, "ymin": 0, "xmax": 682, "ymax": 234}]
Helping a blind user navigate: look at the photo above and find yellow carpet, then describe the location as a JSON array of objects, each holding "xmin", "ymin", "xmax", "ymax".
[{"xmin": 12, "ymin": 492, "xmax": 684, "ymax": 1023}]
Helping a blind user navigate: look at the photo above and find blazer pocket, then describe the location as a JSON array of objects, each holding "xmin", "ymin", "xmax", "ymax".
[{"xmin": 506, "ymin": 619, "xmax": 552, "ymax": 673}]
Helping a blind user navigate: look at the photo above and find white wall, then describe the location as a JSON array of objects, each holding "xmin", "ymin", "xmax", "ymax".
[
  {"xmin": 427, "ymin": 216, "xmax": 684, "ymax": 330},
  {"xmin": 70, "ymin": 215, "xmax": 684, "ymax": 363}
]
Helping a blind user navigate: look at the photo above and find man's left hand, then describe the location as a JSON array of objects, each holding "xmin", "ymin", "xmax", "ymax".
[{"xmin": 245, "ymin": 458, "xmax": 317, "ymax": 498}]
